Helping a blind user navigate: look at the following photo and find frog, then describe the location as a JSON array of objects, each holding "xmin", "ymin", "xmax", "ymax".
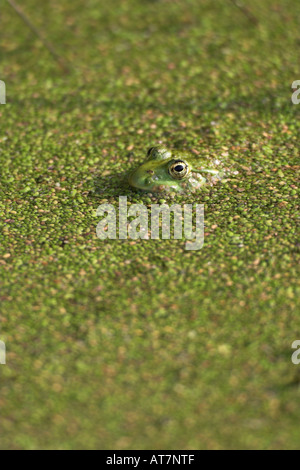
[{"xmin": 128, "ymin": 146, "xmax": 225, "ymax": 193}]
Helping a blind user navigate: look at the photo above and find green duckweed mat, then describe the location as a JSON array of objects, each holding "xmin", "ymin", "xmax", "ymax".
[{"xmin": 0, "ymin": 0, "xmax": 299, "ymax": 449}]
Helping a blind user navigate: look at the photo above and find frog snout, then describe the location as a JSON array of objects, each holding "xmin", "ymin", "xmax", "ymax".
[{"xmin": 128, "ymin": 166, "xmax": 157, "ymax": 190}]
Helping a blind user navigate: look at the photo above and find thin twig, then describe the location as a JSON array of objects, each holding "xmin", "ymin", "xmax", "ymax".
[
  {"xmin": 228, "ymin": 0, "xmax": 258, "ymax": 25},
  {"xmin": 6, "ymin": 0, "xmax": 69, "ymax": 73}
]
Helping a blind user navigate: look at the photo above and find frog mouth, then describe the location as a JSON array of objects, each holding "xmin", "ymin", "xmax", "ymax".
[{"xmin": 129, "ymin": 172, "xmax": 183, "ymax": 192}]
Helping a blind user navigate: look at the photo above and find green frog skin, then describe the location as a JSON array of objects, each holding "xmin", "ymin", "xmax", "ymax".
[{"xmin": 128, "ymin": 146, "xmax": 224, "ymax": 193}]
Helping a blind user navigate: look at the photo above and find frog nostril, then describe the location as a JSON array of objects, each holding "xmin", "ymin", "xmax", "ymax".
[{"xmin": 146, "ymin": 169, "xmax": 154, "ymax": 175}]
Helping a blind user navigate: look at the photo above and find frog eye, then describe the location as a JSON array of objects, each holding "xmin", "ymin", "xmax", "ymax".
[
  {"xmin": 146, "ymin": 147, "xmax": 156, "ymax": 158},
  {"xmin": 168, "ymin": 160, "xmax": 189, "ymax": 179},
  {"xmin": 146, "ymin": 146, "xmax": 171, "ymax": 161}
]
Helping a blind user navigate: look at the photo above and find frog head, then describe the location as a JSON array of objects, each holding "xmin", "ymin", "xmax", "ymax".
[{"xmin": 128, "ymin": 146, "xmax": 221, "ymax": 193}]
